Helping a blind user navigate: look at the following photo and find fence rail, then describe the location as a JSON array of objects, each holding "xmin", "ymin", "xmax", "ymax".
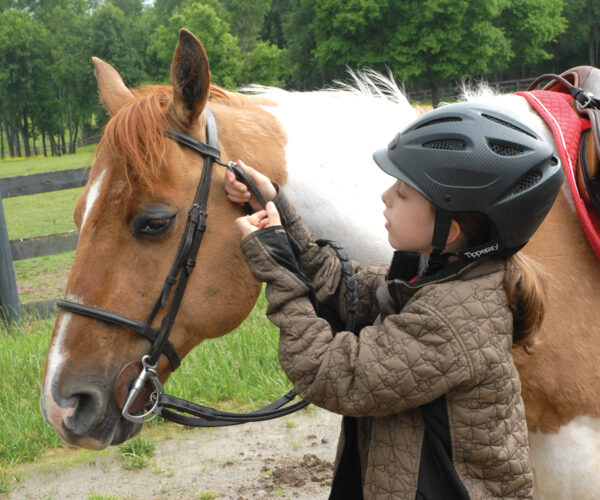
[
  {"xmin": 0, "ymin": 168, "xmax": 88, "ymax": 324},
  {"xmin": 406, "ymin": 77, "xmax": 536, "ymax": 102}
]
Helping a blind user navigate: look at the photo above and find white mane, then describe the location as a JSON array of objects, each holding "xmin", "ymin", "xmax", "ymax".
[{"xmin": 250, "ymin": 71, "xmax": 418, "ymax": 265}]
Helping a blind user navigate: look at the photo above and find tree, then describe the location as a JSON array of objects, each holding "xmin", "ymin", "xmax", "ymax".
[
  {"xmin": 550, "ymin": 0, "xmax": 599, "ymax": 72},
  {"xmin": 308, "ymin": 0, "xmax": 514, "ymax": 105},
  {"xmin": 0, "ymin": 9, "xmax": 53, "ymax": 156},
  {"xmin": 147, "ymin": 2, "xmax": 242, "ymax": 88},
  {"xmin": 89, "ymin": 1, "xmax": 148, "ymax": 88},
  {"xmin": 281, "ymin": 0, "xmax": 321, "ymax": 89},
  {"xmin": 246, "ymin": 40, "xmax": 289, "ymax": 86},
  {"xmin": 301, "ymin": 0, "xmax": 566, "ymax": 105},
  {"xmin": 221, "ymin": 0, "xmax": 272, "ymax": 53},
  {"xmin": 500, "ymin": 0, "xmax": 567, "ymax": 77},
  {"xmin": 39, "ymin": 4, "xmax": 96, "ymax": 154}
]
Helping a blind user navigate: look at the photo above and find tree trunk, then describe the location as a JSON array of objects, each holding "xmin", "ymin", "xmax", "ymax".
[
  {"xmin": 7, "ymin": 123, "xmax": 13, "ymax": 158},
  {"xmin": 13, "ymin": 124, "xmax": 21, "ymax": 158},
  {"xmin": 0, "ymin": 121, "xmax": 4, "ymax": 160},
  {"xmin": 589, "ymin": 0, "xmax": 599, "ymax": 67},
  {"xmin": 590, "ymin": 23, "xmax": 599, "ymax": 67},
  {"xmin": 49, "ymin": 134, "xmax": 58, "ymax": 157},
  {"xmin": 431, "ymin": 82, "xmax": 442, "ymax": 108},
  {"xmin": 69, "ymin": 124, "xmax": 78, "ymax": 154},
  {"xmin": 20, "ymin": 111, "xmax": 31, "ymax": 157}
]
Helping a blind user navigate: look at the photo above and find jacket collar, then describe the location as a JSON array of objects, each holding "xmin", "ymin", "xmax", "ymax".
[{"xmin": 378, "ymin": 251, "xmax": 506, "ymax": 316}]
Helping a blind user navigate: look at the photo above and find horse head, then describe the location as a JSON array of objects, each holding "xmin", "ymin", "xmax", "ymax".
[{"xmin": 41, "ymin": 29, "xmax": 287, "ymax": 449}]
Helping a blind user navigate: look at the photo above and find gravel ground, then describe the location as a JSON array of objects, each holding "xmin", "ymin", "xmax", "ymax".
[{"xmin": 5, "ymin": 407, "xmax": 341, "ymax": 500}]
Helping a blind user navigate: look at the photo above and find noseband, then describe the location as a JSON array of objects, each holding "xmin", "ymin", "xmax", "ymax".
[{"xmin": 57, "ymin": 108, "xmax": 356, "ymax": 427}]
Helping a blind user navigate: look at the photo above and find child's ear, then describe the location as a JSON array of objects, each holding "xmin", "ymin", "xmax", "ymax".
[{"xmin": 446, "ymin": 219, "xmax": 463, "ymax": 246}]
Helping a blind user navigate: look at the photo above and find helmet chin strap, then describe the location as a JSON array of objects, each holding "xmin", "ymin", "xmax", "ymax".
[
  {"xmin": 426, "ymin": 208, "xmax": 518, "ymax": 276},
  {"xmin": 426, "ymin": 207, "xmax": 454, "ymax": 275}
]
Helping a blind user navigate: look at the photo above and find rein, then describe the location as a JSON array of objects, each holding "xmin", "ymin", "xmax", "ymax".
[
  {"xmin": 528, "ymin": 73, "xmax": 600, "ymax": 110},
  {"xmin": 57, "ymin": 108, "xmax": 356, "ymax": 427}
]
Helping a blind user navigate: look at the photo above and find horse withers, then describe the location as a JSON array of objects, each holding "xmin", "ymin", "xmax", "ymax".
[{"xmin": 41, "ymin": 30, "xmax": 600, "ymax": 499}]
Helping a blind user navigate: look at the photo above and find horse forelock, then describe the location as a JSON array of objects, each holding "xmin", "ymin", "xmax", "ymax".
[{"xmin": 99, "ymin": 86, "xmax": 172, "ymax": 191}]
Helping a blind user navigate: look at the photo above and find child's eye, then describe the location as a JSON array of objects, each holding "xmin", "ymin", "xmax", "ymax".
[{"xmin": 396, "ymin": 190, "xmax": 404, "ymax": 199}]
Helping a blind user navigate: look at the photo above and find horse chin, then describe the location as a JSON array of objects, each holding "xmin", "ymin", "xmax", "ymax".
[
  {"xmin": 61, "ymin": 412, "xmax": 143, "ymax": 450},
  {"xmin": 49, "ymin": 394, "xmax": 143, "ymax": 450}
]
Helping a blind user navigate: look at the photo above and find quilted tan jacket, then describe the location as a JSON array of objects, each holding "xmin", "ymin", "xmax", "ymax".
[{"xmin": 240, "ymin": 193, "xmax": 533, "ymax": 499}]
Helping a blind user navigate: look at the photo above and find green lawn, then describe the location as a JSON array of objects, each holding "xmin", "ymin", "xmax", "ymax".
[
  {"xmin": 0, "ymin": 145, "xmax": 96, "ymax": 178},
  {"xmin": 1, "ymin": 149, "xmax": 90, "ymax": 303}
]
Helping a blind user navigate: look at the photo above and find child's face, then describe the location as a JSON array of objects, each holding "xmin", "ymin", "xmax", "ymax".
[{"xmin": 382, "ymin": 180, "xmax": 436, "ymax": 256}]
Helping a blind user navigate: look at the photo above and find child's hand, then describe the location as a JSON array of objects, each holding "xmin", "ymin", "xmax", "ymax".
[
  {"xmin": 224, "ymin": 159, "xmax": 277, "ymax": 212},
  {"xmin": 235, "ymin": 201, "xmax": 282, "ymax": 237}
]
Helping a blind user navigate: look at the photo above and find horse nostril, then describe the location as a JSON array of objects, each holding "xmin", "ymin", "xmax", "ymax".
[{"xmin": 62, "ymin": 388, "xmax": 106, "ymax": 435}]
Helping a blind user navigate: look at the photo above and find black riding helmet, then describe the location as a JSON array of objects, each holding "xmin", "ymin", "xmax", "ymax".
[{"xmin": 373, "ymin": 102, "xmax": 563, "ymax": 267}]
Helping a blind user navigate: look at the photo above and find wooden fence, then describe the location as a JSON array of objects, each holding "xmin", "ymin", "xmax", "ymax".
[
  {"xmin": 0, "ymin": 168, "xmax": 89, "ymax": 324},
  {"xmin": 406, "ymin": 77, "xmax": 536, "ymax": 102}
]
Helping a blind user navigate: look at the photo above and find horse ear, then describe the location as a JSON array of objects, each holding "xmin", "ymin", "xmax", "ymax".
[
  {"xmin": 167, "ymin": 29, "xmax": 211, "ymax": 128},
  {"xmin": 92, "ymin": 57, "xmax": 134, "ymax": 116}
]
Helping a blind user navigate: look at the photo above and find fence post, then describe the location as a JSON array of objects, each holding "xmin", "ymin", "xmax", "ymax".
[{"xmin": 0, "ymin": 191, "xmax": 22, "ymax": 326}]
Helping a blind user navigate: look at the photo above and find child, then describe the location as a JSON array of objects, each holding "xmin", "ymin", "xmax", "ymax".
[{"xmin": 225, "ymin": 102, "xmax": 563, "ymax": 499}]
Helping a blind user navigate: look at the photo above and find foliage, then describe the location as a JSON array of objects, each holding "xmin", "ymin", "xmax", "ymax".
[
  {"xmin": 0, "ymin": 9, "xmax": 53, "ymax": 155},
  {"xmin": 300, "ymin": 0, "xmax": 566, "ymax": 105},
  {"xmin": 147, "ymin": 2, "xmax": 242, "ymax": 87},
  {"xmin": 500, "ymin": 0, "xmax": 567, "ymax": 67},
  {"xmin": 0, "ymin": 1, "xmax": 586, "ymax": 156}
]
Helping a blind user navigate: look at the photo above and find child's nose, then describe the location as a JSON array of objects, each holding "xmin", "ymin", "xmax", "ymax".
[{"xmin": 381, "ymin": 187, "xmax": 392, "ymax": 207}]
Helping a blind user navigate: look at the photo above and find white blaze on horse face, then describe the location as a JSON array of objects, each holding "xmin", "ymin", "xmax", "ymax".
[
  {"xmin": 41, "ymin": 307, "xmax": 77, "ymax": 434},
  {"xmin": 257, "ymin": 79, "xmax": 419, "ymax": 265},
  {"xmin": 529, "ymin": 417, "xmax": 600, "ymax": 499},
  {"xmin": 81, "ymin": 169, "xmax": 107, "ymax": 231}
]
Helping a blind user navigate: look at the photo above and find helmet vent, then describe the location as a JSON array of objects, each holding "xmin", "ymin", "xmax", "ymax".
[
  {"xmin": 423, "ymin": 139, "xmax": 466, "ymax": 151},
  {"xmin": 509, "ymin": 170, "xmax": 543, "ymax": 196},
  {"xmin": 488, "ymin": 140, "xmax": 526, "ymax": 156},
  {"xmin": 482, "ymin": 114, "xmax": 537, "ymax": 139},
  {"xmin": 415, "ymin": 117, "xmax": 462, "ymax": 129}
]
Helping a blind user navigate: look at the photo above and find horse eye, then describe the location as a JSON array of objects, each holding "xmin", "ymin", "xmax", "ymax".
[{"xmin": 133, "ymin": 207, "xmax": 176, "ymax": 239}]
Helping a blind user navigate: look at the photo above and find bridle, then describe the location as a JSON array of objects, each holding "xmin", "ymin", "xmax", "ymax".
[{"xmin": 57, "ymin": 108, "xmax": 356, "ymax": 427}]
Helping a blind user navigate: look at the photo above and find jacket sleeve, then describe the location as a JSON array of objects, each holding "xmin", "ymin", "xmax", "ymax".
[
  {"xmin": 274, "ymin": 190, "xmax": 388, "ymax": 326},
  {"xmin": 240, "ymin": 228, "xmax": 475, "ymax": 417}
]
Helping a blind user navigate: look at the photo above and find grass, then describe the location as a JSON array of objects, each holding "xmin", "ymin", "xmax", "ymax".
[
  {"xmin": 0, "ymin": 318, "xmax": 63, "ymax": 466},
  {"xmin": 118, "ymin": 435, "xmax": 155, "ymax": 470},
  {"xmin": 0, "ymin": 145, "xmax": 96, "ymax": 177},
  {"xmin": 1, "ymin": 150, "xmax": 86, "ymax": 303},
  {"xmin": 2, "ymin": 187, "xmax": 81, "ymax": 239}
]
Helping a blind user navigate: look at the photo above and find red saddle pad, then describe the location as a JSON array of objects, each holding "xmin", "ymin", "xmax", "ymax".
[{"xmin": 516, "ymin": 90, "xmax": 600, "ymax": 259}]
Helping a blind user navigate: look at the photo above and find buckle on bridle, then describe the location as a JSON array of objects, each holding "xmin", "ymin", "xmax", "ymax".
[{"xmin": 121, "ymin": 355, "xmax": 164, "ymax": 424}]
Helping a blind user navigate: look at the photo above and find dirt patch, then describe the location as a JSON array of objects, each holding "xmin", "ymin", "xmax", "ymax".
[{"xmin": 5, "ymin": 407, "xmax": 341, "ymax": 499}]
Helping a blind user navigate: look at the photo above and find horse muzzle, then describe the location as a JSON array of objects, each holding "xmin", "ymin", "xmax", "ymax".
[{"xmin": 41, "ymin": 365, "xmax": 142, "ymax": 449}]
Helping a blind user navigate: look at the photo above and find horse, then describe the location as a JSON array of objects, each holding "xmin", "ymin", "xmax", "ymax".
[{"xmin": 40, "ymin": 30, "xmax": 600, "ymax": 498}]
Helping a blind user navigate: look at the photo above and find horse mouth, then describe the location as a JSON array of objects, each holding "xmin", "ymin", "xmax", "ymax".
[{"xmin": 61, "ymin": 413, "xmax": 142, "ymax": 449}]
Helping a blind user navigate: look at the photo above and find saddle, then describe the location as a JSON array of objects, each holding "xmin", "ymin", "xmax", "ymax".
[{"xmin": 535, "ymin": 66, "xmax": 600, "ymax": 209}]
